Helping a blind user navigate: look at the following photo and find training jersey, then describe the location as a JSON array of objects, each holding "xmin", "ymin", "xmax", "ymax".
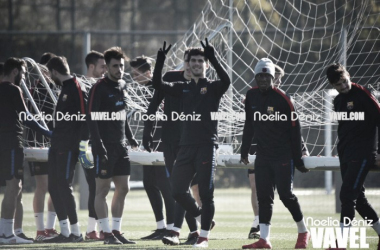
[
  {"xmin": 51, "ymin": 77, "xmax": 89, "ymax": 150},
  {"xmin": 334, "ymin": 83, "xmax": 380, "ymax": 163},
  {"xmin": 87, "ymin": 77, "xmax": 134, "ymax": 146},
  {"xmin": 241, "ymin": 87, "xmax": 303, "ymax": 163},
  {"xmin": 146, "ymin": 70, "xmax": 183, "ymax": 144},
  {"xmin": 0, "ymin": 81, "xmax": 27, "ymax": 149}
]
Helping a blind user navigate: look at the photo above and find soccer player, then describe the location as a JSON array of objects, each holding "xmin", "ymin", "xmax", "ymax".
[
  {"xmin": 43, "ymin": 56, "xmax": 87, "ymax": 243},
  {"xmin": 0, "ymin": 57, "xmax": 51, "ymax": 244},
  {"xmin": 142, "ymin": 50, "xmax": 199, "ymax": 245},
  {"xmin": 129, "ymin": 56, "xmax": 176, "ymax": 240},
  {"xmin": 325, "ymin": 63, "xmax": 380, "ymax": 249},
  {"xmin": 29, "ymin": 52, "xmax": 58, "ymax": 241},
  {"xmin": 152, "ymin": 39, "xmax": 230, "ymax": 248},
  {"xmin": 87, "ymin": 47, "xmax": 138, "ymax": 245},
  {"xmin": 240, "ymin": 58, "xmax": 310, "ymax": 249},
  {"xmin": 79, "ymin": 50, "xmax": 106, "ymax": 241}
]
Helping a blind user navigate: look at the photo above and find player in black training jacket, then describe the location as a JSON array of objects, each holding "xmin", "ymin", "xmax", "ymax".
[
  {"xmin": 143, "ymin": 49, "xmax": 199, "ymax": 245},
  {"xmin": 326, "ymin": 63, "xmax": 380, "ymax": 249},
  {"xmin": 87, "ymin": 47, "xmax": 138, "ymax": 245},
  {"xmin": 0, "ymin": 57, "xmax": 51, "ymax": 244},
  {"xmin": 240, "ymin": 58, "xmax": 310, "ymax": 249},
  {"xmin": 43, "ymin": 56, "xmax": 88, "ymax": 243},
  {"xmin": 152, "ymin": 40, "xmax": 230, "ymax": 248}
]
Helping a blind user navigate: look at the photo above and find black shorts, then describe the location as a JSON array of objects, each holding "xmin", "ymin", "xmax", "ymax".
[
  {"xmin": 248, "ymin": 168, "xmax": 255, "ymax": 175},
  {"xmin": 94, "ymin": 143, "xmax": 131, "ymax": 179},
  {"xmin": 0, "ymin": 147, "xmax": 24, "ymax": 180},
  {"xmin": 29, "ymin": 161, "xmax": 49, "ymax": 176}
]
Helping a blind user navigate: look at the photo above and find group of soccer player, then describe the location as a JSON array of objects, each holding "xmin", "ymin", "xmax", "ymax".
[{"xmin": 0, "ymin": 38, "xmax": 379, "ymax": 249}]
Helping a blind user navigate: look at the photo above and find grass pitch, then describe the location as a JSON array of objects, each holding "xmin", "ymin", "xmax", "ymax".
[{"xmin": 0, "ymin": 188, "xmax": 379, "ymax": 249}]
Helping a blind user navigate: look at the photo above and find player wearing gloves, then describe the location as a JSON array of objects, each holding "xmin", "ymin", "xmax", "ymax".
[
  {"xmin": 87, "ymin": 47, "xmax": 138, "ymax": 245},
  {"xmin": 152, "ymin": 39, "xmax": 231, "ymax": 248},
  {"xmin": 240, "ymin": 58, "xmax": 310, "ymax": 249}
]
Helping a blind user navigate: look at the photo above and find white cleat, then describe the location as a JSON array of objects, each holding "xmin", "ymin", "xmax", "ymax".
[
  {"xmin": 2, "ymin": 234, "xmax": 34, "ymax": 244},
  {"xmin": 193, "ymin": 237, "xmax": 208, "ymax": 248}
]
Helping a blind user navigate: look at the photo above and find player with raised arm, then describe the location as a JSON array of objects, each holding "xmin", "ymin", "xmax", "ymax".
[
  {"xmin": 152, "ymin": 39, "xmax": 231, "ymax": 248},
  {"xmin": 78, "ymin": 50, "xmax": 107, "ymax": 241},
  {"xmin": 240, "ymin": 58, "xmax": 310, "ymax": 249},
  {"xmin": 42, "ymin": 56, "xmax": 88, "ymax": 243},
  {"xmin": 143, "ymin": 49, "xmax": 200, "ymax": 245},
  {"xmin": 87, "ymin": 47, "xmax": 138, "ymax": 245},
  {"xmin": 130, "ymin": 56, "xmax": 176, "ymax": 241},
  {"xmin": 325, "ymin": 63, "xmax": 380, "ymax": 250},
  {"xmin": 0, "ymin": 57, "xmax": 51, "ymax": 244}
]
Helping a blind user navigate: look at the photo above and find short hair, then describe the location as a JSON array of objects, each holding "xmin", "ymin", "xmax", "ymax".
[
  {"xmin": 85, "ymin": 50, "xmax": 104, "ymax": 69},
  {"xmin": 3, "ymin": 57, "xmax": 27, "ymax": 76},
  {"xmin": 103, "ymin": 46, "xmax": 128, "ymax": 65},
  {"xmin": 46, "ymin": 56, "xmax": 70, "ymax": 75},
  {"xmin": 274, "ymin": 64, "xmax": 285, "ymax": 78},
  {"xmin": 326, "ymin": 63, "xmax": 348, "ymax": 84},
  {"xmin": 187, "ymin": 47, "xmax": 208, "ymax": 63},
  {"xmin": 184, "ymin": 48, "xmax": 192, "ymax": 61},
  {"xmin": 129, "ymin": 56, "xmax": 152, "ymax": 73},
  {"xmin": 40, "ymin": 52, "xmax": 56, "ymax": 65}
]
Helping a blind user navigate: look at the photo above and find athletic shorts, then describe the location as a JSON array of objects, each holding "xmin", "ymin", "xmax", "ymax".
[
  {"xmin": 248, "ymin": 168, "xmax": 255, "ymax": 175},
  {"xmin": 29, "ymin": 161, "xmax": 49, "ymax": 176},
  {"xmin": 94, "ymin": 143, "xmax": 131, "ymax": 179},
  {"xmin": 0, "ymin": 147, "xmax": 24, "ymax": 180}
]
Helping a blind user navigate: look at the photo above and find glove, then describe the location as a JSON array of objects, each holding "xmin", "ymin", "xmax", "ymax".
[
  {"xmin": 200, "ymin": 38, "xmax": 216, "ymax": 62},
  {"xmin": 294, "ymin": 158, "xmax": 309, "ymax": 173},
  {"xmin": 78, "ymin": 140, "xmax": 94, "ymax": 169},
  {"xmin": 128, "ymin": 138, "xmax": 139, "ymax": 149},
  {"xmin": 156, "ymin": 41, "xmax": 172, "ymax": 64}
]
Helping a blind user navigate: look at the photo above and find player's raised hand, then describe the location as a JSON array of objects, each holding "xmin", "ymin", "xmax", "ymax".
[
  {"xmin": 157, "ymin": 41, "xmax": 172, "ymax": 63},
  {"xmin": 200, "ymin": 38, "xmax": 216, "ymax": 61}
]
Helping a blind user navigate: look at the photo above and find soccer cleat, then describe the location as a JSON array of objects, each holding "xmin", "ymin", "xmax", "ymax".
[
  {"xmin": 2, "ymin": 234, "xmax": 34, "ymax": 244},
  {"xmin": 35, "ymin": 230, "xmax": 53, "ymax": 242},
  {"xmin": 69, "ymin": 234, "xmax": 84, "ymax": 242},
  {"xmin": 193, "ymin": 236, "xmax": 208, "ymax": 248},
  {"xmin": 248, "ymin": 226, "xmax": 260, "ymax": 239},
  {"xmin": 242, "ymin": 238, "xmax": 272, "ymax": 249},
  {"xmin": 43, "ymin": 233, "xmax": 71, "ymax": 243},
  {"xmin": 85, "ymin": 230, "xmax": 100, "ymax": 240},
  {"xmin": 112, "ymin": 230, "xmax": 136, "ymax": 244},
  {"xmin": 295, "ymin": 232, "xmax": 310, "ymax": 249},
  {"xmin": 183, "ymin": 231, "xmax": 199, "ymax": 245},
  {"xmin": 162, "ymin": 230, "xmax": 180, "ymax": 245},
  {"xmin": 141, "ymin": 228, "xmax": 167, "ymax": 240},
  {"xmin": 103, "ymin": 233, "xmax": 122, "ymax": 245},
  {"xmin": 16, "ymin": 233, "xmax": 34, "ymax": 241},
  {"xmin": 45, "ymin": 228, "xmax": 59, "ymax": 237}
]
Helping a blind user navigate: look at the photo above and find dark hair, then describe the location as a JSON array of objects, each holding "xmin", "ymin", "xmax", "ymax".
[
  {"xmin": 103, "ymin": 46, "xmax": 128, "ymax": 65},
  {"xmin": 46, "ymin": 56, "xmax": 70, "ymax": 75},
  {"xmin": 129, "ymin": 56, "xmax": 152, "ymax": 73},
  {"xmin": 40, "ymin": 52, "xmax": 57, "ymax": 65},
  {"xmin": 187, "ymin": 47, "xmax": 208, "ymax": 62},
  {"xmin": 3, "ymin": 57, "xmax": 27, "ymax": 76},
  {"xmin": 85, "ymin": 50, "xmax": 104, "ymax": 68},
  {"xmin": 184, "ymin": 48, "xmax": 193, "ymax": 61},
  {"xmin": 326, "ymin": 63, "xmax": 347, "ymax": 84}
]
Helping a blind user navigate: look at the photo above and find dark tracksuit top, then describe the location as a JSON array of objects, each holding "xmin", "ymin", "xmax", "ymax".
[
  {"xmin": 241, "ymin": 87, "xmax": 303, "ymax": 165},
  {"xmin": 51, "ymin": 77, "xmax": 89, "ymax": 150},
  {"xmin": 146, "ymin": 71, "xmax": 184, "ymax": 144},
  {"xmin": 87, "ymin": 77, "xmax": 134, "ymax": 150},
  {"xmin": 334, "ymin": 83, "xmax": 380, "ymax": 163}
]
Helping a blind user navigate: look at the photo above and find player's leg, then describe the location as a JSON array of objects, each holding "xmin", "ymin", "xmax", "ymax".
[
  {"xmin": 275, "ymin": 159, "xmax": 309, "ymax": 248},
  {"xmin": 45, "ymin": 196, "xmax": 58, "ymax": 237},
  {"xmin": 191, "ymin": 182, "xmax": 202, "ymax": 206},
  {"xmin": 14, "ymin": 191, "xmax": 33, "ymax": 241},
  {"xmin": 248, "ymin": 170, "xmax": 260, "ymax": 239}
]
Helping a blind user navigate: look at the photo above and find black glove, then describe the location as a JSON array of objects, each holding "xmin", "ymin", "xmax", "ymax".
[
  {"xmin": 156, "ymin": 41, "xmax": 172, "ymax": 65},
  {"xmin": 200, "ymin": 38, "xmax": 216, "ymax": 62},
  {"xmin": 128, "ymin": 138, "xmax": 139, "ymax": 148},
  {"xmin": 294, "ymin": 158, "xmax": 309, "ymax": 173}
]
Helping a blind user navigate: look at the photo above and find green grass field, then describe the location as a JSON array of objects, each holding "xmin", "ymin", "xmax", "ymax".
[{"xmin": 0, "ymin": 188, "xmax": 379, "ymax": 249}]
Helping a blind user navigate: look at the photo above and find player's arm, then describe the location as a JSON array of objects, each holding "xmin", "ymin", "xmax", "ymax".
[
  {"xmin": 143, "ymin": 85, "xmax": 165, "ymax": 152},
  {"xmin": 125, "ymin": 118, "xmax": 138, "ymax": 149},
  {"xmin": 240, "ymin": 93, "xmax": 254, "ymax": 165},
  {"xmin": 289, "ymin": 97, "xmax": 309, "ymax": 173},
  {"xmin": 13, "ymin": 86, "xmax": 52, "ymax": 138},
  {"xmin": 152, "ymin": 41, "xmax": 184, "ymax": 97},
  {"xmin": 201, "ymin": 38, "xmax": 231, "ymax": 97}
]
